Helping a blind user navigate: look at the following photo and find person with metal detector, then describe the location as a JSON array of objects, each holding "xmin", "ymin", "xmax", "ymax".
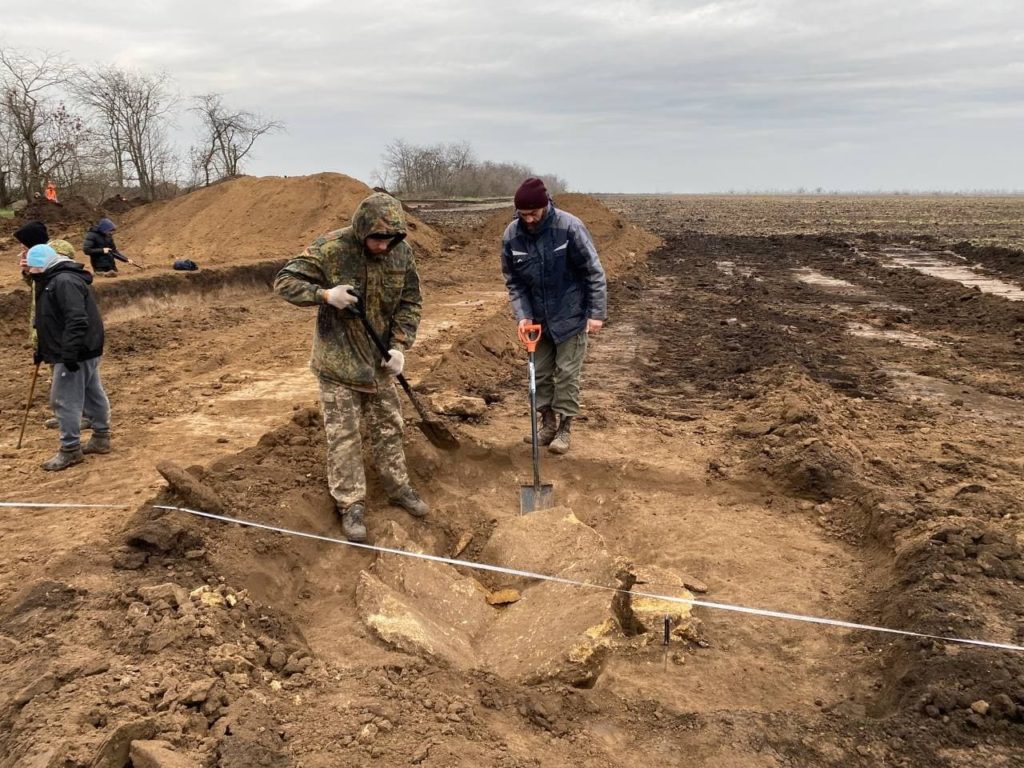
[
  {"xmin": 501, "ymin": 177, "xmax": 607, "ymax": 455},
  {"xmin": 274, "ymin": 192, "xmax": 435, "ymax": 543}
]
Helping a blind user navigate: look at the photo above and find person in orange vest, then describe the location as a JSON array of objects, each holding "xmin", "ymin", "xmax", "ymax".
[{"xmin": 44, "ymin": 180, "xmax": 58, "ymax": 203}]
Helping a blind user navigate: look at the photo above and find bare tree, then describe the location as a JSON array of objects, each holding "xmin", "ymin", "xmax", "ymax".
[
  {"xmin": 190, "ymin": 92, "xmax": 282, "ymax": 186},
  {"xmin": 0, "ymin": 48, "xmax": 70, "ymax": 195},
  {"xmin": 0, "ymin": 102, "xmax": 19, "ymax": 205},
  {"xmin": 379, "ymin": 138, "xmax": 568, "ymax": 197},
  {"xmin": 73, "ymin": 66, "xmax": 176, "ymax": 199}
]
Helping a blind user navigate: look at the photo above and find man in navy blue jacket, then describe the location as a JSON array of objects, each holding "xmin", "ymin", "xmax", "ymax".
[{"xmin": 501, "ymin": 177, "xmax": 607, "ymax": 455}]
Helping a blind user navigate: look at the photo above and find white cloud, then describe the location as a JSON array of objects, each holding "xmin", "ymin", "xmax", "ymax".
[{"xmin": 2, "ymin": 0, "xmax": 1022, "ymax": 191}]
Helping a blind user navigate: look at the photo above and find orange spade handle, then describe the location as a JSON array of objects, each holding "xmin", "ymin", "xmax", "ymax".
[{"xmin": 517, "ymin": 323, "xmax": 543, "ymax": 353}]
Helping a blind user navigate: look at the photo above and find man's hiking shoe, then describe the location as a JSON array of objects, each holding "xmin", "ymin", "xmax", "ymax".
[
  {"xmin": 548, "ymin": 416, "xmax": 573, "ymax": 455},
  {"xmin": 82, "ymin": 430, "xmax": 111, "ymax": 455},
  {"xmin": 42, "ymin": 446, "xmax": 84, "ymax": 471},
  {"xmin": 390, "ymin": 487, "xmax": 429, "ymax": 518},
  {"xmin": 339, "ymin": 503, "xmax": 367, "ymax": 543},
  {"xmin": 523, "ymin": 407, "xmax": 557, "ymax": 446}
]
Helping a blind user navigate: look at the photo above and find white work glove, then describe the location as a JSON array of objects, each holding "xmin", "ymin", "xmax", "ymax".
[
  {"xmin": 381, "ymin": 348, "xmax": 405, "ymax": 376},
  {"xmin": 323, "ymin": 284, "xmax": 358, "ymax": 311}
]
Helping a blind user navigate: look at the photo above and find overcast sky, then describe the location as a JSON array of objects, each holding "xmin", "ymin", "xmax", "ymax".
[{"xmin": 4, "ymin": 0, "xmax": 1023, "ymax": 192}]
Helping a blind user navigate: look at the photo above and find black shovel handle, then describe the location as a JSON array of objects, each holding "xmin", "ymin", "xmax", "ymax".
[{"xmin": 351, "ymin": 303, "xmax": 432, "ymax": 424}]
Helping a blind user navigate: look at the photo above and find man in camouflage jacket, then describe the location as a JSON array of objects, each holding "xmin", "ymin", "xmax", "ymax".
[{"xmin": 275, "ymin": 192, "xmax": 428, "ymax": 542}]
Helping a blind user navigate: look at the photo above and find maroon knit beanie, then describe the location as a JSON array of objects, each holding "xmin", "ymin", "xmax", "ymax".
[{"xmin": 514, "ymin": 177, "xmax": 549, "ymax": 210}]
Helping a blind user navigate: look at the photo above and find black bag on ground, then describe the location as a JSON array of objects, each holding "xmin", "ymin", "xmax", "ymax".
[{"xmin": 172, "ymin": 259, "xmax": 199, "ymax": 271}]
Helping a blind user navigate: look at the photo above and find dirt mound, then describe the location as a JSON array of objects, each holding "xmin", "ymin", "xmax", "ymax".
[
  {"xmin": 100, "ymin": 194, "xmax": 148, "ymax": 215},
  {"xmin": 15, "ymin": 195, "xmax": 100, "ymax": 230},
  {"xmin": 119, "ymin": 173, "xmax": 443, "ymax": 268},
  {"xmin": 423, "ymin": 312, "xmax": 521, "ymax": 396}
]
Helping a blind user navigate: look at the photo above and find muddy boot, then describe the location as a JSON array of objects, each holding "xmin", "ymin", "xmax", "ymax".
[
  {"xmin": 390, "ymin": 486, "xmax": 429, "ymax": 518},
  {"xmin": 523, "ymin": 407, "xmax": 558, "ymax": 446},
  {"xmin": 41, "ymin": 446, "xmax": 84, "ymax": 471},
  {"xmin": 339, "ymin": 502, "xmax": 367, "ymax": 543},
  {"xmin": 548, "ymin": 416, "xmax": 573, "ymax": 455},
  {"xmin": 82, "ymin": 430, "xmax": 111, "ymax": 455}
]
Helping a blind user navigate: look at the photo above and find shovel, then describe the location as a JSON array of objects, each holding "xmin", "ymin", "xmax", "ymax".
[
  {"xmin": 353, "ymin": 305, "xmax": 459, "ymax": 451},
  {"xmin": 113, "ymin": 249, "xmax": 145, "ymax": 269},
  {"xmin": 16, "ymin": 362, "xmax": 41, "ymax": 449},
  {"xmin": 518, "ymin": 323, "xmax": 554, "ymax": 514}
]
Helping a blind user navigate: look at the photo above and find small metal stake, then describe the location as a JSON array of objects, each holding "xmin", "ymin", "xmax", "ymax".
[{"xmin": 662, "ymin": 614, "xmax": 671, "ymax": 671}]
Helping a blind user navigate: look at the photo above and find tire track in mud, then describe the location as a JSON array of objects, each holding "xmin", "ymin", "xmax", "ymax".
[{"xmin": 607, "ymin": 230, "xmax": 1024, "ymax": 763}]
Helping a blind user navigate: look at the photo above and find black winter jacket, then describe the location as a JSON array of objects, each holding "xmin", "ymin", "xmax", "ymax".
[
  {"xmin": 32, "ymin": 261, "xmax": 104, "ymax": 365},
  {"xmin": 82, "ymin": 226, "xmax": 124, "ymax": 272}
]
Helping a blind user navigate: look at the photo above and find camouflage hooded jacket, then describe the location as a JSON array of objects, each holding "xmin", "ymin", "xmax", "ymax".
[{"xmin": 274, "ymin": 193, "xmax": 422, "ymax": 392}]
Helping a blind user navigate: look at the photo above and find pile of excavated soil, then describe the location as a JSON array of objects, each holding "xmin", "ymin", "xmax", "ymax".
[
  {"xmin": 6, "ymin": 195, "xmax": 100, "ymax": 234},
  {"xmin": 100, "ymin": 195, "xmax": 149, "ymax": 215},
  {"xmin": 119, "ymin": 173, "xmax": 443, "ymax": 268}
]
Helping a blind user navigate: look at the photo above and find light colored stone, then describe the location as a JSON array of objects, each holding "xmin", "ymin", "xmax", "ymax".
[
  {"xmin": 630, "ymin": 565, "xmax": 695, "ymax": 633},
  {"xmin": 138, "ymin": 584, "xmax": 189, "ymax": 608},
  {"xmin": 429, "ymin": 393, "xmax": 488, "ymax": 418},
  {"xmin": 478, "ymin": 506, "xmax": 615, "ymax": 590},
  {"xmin": 129, "ymin": 740, "xmax": 198, "ymax": 768},
  {"xmin": 184, "ymin": 677, "xmax": 217, "ymax": 704},
  {"xmin": 486, "ymin": 589, "xmax": 521, "ymax": 606}
]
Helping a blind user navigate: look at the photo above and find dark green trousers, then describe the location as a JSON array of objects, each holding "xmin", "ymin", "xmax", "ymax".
[{"xmin": 534, "ymin": 329, "xmax": 588, "ymax": 417}]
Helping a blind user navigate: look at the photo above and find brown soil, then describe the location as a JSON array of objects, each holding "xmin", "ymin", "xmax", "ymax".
[
  {"xmin": 118, "ymin": 173, "xmax": 443, "ymax": 268},
  {"xmin": 3, "ymin": 195, "xmax": 101, "ymax": 237},
  {"xmin": 1, "ymin": 187, "xmax": 1022, "ymax": 767}
]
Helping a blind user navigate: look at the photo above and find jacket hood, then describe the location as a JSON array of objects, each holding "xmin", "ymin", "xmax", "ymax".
[
  {"xmin": 351, "ymin": 193, "xmax": 407, "ymax": 244},
  {"xmin": 34, "ymin": 259, "xmax": 92, "ymax": 284},
  {"xmin": 14, "ymin": 221, "xmax": 49, "ymax": 247}
]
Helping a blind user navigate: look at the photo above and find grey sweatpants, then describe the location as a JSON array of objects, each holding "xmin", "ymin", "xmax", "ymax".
[
  {"xmin": 533, "ymin": 329, "xmax": 588, "ymax": 417},
  {"xmin": 50, "ymin": 358, "xmax": 110, "ymax": 449}
]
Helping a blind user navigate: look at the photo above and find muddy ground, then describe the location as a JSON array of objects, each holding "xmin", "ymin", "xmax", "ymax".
[{"xmin": 1, "ymin": 186, "xmax": 1023, "ymax": 767}]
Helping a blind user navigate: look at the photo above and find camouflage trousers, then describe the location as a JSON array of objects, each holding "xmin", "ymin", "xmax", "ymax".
[
  {"xmin": 319, "ymin": 378, "xmax": 409, "ymax": 509},
  {"xmin": 534, "ymin": 329, "xmax": 588, "ymax": 417}
]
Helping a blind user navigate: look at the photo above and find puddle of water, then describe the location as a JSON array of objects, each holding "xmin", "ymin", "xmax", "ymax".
[
  {"xmin": 792, "ymin": 267, "xmax": 865, "ymax": 294},
  {"xmin": 847, "ymin": 322, "xmax": 938, "ymax": 349},
  {"xmin": 885, "ymin": 368, "xmax": 1024, "ymax": 423},
  {"xmin": 715, "ymin": 260, "xmax": 756, "ymax": 278},
  {"xmin": 409, "ymin": 202, "xmax": 510, "ymax": 213},
  {"xmin": 867, "ymin": 300, "xmax": 913, "ymax": 313},
  {"xmin": 880, "ymin": 246, "xmax": 1024, "ymax": 301}
]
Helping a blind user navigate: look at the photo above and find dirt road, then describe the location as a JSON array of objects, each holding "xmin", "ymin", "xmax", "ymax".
[{"xmin": 1, "ymin": 186, "xmax": 1022, "ymax": 767}]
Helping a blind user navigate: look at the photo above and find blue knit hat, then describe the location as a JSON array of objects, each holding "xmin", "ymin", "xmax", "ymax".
[
  {"xmin": 97, "ymin": 217, "xmax": 116, "ymax": 233},
  {"xmin": 27, "ymin": 244, "xmax": 59, "ymax": 269}
]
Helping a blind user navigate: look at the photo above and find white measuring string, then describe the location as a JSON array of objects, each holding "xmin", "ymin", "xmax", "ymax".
[
  {"xmin": 150, "ymin": 504, "xmax": 1024, "ymax": 653},
  {"xmin": 5, "ymin": 500, "xmax": 1022, "ymax": 652},
  {"xmin": 0, "ymin": 501, "xmax": 133, "ymax": 509}
]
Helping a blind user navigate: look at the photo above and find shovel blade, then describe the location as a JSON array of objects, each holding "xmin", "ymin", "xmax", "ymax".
[
  {"xmin": 417, "ymin": 417, "xmax": 460, "ymax": 451},
  {"xmin": 520, "ymin": 483, "xmax": 554, "ymax": 514}
]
